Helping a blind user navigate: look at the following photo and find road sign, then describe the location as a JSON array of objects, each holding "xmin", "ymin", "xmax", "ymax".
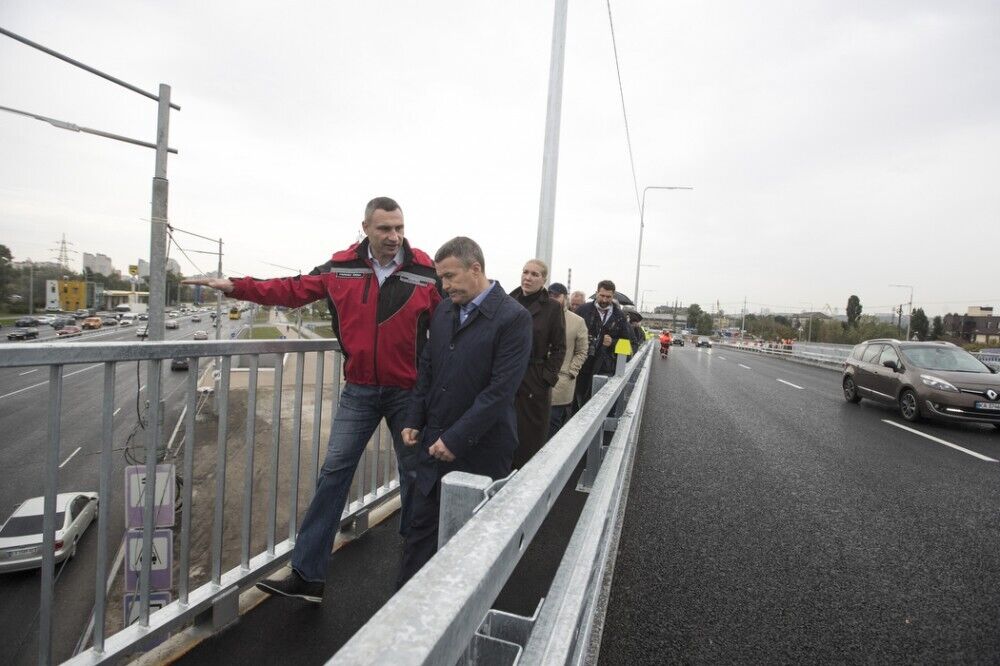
[
  {"xmin": 128, "ymin": 264, "xmax": 139, "ymax": 277},
  {"xmin": 125, "ymin": 464, "xmax": 175, "ymax": 530},
  {"xmin": 124, "ymin": 591, "xmax": 172, "ymax": 626},
  {"xmin": 124, "ymin": 529, "xmax": 173, "ymax": 592}
]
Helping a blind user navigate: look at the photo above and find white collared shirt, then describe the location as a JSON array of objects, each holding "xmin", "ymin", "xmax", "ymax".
[{"xmin": 368, "ymin": 247, "xmax": 404, "ymax": 286}]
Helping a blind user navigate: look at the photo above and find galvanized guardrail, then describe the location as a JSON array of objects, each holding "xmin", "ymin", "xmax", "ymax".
[
  {"xmin": 715, "ymin": 341, "xmax": 848, "ymax": 370},
  {"xmin": 331, "ymin": 341, "xmax": 653, "ymax": 664},
  {"xmin": 0, "ymin": 338, "xmax": 399, "ymax": 665}
]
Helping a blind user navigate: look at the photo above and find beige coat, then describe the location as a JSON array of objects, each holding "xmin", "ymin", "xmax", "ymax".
[{"xmin": 552, "ymin": 308, "xmax": 589, "ymax": 406}]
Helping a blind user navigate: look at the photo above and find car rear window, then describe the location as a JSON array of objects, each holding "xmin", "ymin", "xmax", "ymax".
[
  {"xmin": 0, "ymin": 512, "xmax": 66, "ymax": 537},
  {"xmin": 862, "ymin": 344, "xmax": 884, "ymax": 364}
]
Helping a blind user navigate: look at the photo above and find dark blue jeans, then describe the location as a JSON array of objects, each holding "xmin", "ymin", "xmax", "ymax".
[{"xmin": 291, "ymin": 382, "xmax": 416, "ymax": 583}]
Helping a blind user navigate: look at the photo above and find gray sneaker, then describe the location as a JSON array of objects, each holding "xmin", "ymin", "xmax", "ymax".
[{"xmin": 256, "ymin": 570, "xmax": 324, "ymax": 603}]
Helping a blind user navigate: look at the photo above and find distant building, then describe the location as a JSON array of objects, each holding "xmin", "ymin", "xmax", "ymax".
[
  {"xmin": 136, "ymin": 258, "xmax": 181, "ymax": 277},
  {"xmin": 138, "ymin": 259, "xmax": 149, "ymax": 278},
  {"xmin": 944, "ymin": 306, "xmax": 999, "ymax": 344},
  {"xmin": 82, "ymin": 252, "xmax": 114, "ymax": 276}
]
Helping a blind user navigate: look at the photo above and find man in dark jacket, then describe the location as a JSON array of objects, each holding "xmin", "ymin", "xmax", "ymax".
[
  {"xmin": 397, "ymin": 236, "xmax": 532, "ymax": 587},
  {"xmin": 183, "ymin": 197, "xmax": 440, "ymax": 603},
  {"xmin": 573, "ymin": 279, "xmax": 634, "ymax": 407}
]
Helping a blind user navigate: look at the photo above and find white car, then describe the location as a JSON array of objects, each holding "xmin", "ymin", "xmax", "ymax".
[
  {"xmin": 0, "ymin": 493, "xmax": 99, "ymax": 573},
  {"xmin": 165, "ymin": 319, "xmax": 180, "ymax": 330},
  {"xmin": 136, "ymin": 325, "xmax": 148, "ymax": 337},
  {"xmin": 193, "ymin": 330, "xmax": 208, "ymax": 340}
]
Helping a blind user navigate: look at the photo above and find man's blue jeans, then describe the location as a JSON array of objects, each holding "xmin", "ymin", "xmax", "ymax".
[{"xmin": 291, "ymin": 382, "xmax": 416, "ymax": 583}]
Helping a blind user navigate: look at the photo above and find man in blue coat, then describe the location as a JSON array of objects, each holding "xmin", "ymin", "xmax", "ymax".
[{"xmin": 397, "ymin": 236, "xmax": 532, "ymax": 587}]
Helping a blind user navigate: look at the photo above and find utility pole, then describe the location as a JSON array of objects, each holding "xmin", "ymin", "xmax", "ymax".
[
  {"xmin": 146, "ymin": 84, "xmax": 172, "ymax": 342},
  {"xmin": 741, "ymin": 296, "xmax": 747, "ymax": 337},
  {"xmin": 534, "ymin": 0, "xmax": 569, "ymax": 271},
  {"xmin": 215, "ymin": 238, "xmax": 223, "ymax": 340},
  {"xmin": 27, "ymin": 260, "xmax": 35, "ymax": 315},
  {"xmin": 566, "ymin": 267, "xmax": 572, "ymax": 291}
]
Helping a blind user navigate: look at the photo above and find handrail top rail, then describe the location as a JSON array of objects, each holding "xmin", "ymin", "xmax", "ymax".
[{"xmin": 0, "ymin": 338, "xmax": 341, "ymax": 367}]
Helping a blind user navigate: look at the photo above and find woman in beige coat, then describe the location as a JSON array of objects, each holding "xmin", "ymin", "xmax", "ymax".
[{"xmin": 546, "ymin": 283, "xmax": 589, "ymax": 438}]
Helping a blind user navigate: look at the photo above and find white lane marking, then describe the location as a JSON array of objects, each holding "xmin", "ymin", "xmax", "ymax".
[
  {"xmin": 18, "ymin": 369, "xmax": 39, "ymax": 376},
  {"xmin": 882, "ymin": 420, "xmax": 999, "ymax": 463},
  {"xmin": 139, "ymin": 384, "xmax": 146, "ymax": 392},
  {"xmin": 0, "ymin": 364, "xmax": 101, "ymax": 400},
  {"xmin": 113, "ymin": 407, "xmax": 122, "ymax": 416},
  {"xmin": 777, "ymin": 378, "xmax": 804, "ymax": 390},
  {"xmin": 717, "ymin": 356, "xmax": 727, "ymax": 360},
  {"xmin": 59, "ymin": 446, "xmax": 82, "ymax": 468},
  {"xmin": 738, "ymin": 364, "xmax": 751, "ymax": 369}
]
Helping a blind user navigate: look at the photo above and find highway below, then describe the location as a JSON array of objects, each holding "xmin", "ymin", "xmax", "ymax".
[
  {"xmin": 600, "ymin": 344, "xmax": 1000, "ymax": 663},
  {"xmin": 0, "ymin": 312, "xmax": 244, "ymax": 665}
]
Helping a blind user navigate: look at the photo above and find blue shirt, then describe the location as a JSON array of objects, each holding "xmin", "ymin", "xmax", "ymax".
[{"xmin": 460, "ymin": 281, "xmax": 494, "ymax": 324}]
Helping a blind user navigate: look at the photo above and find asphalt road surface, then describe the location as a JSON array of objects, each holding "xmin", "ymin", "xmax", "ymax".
[
  {"xmin": 0, "ymin": 312, "xmax": 243, "ymax": 664},
  {"xmin": 600, "ymin": 344, "xmax": 1000, "ymax": 664}
]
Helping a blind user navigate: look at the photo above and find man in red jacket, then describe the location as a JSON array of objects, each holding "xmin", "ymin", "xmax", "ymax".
[{"xmin": 184, "ymin": 197, "xmax": 440, "ymax": 603}]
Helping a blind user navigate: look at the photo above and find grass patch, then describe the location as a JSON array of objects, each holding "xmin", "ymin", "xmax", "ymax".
[
  {"xmin": 312, "ymin": 325, "xmax": 336, "ymax": 338},
  {"xmin": 244, "ymin": 326, "xmax": 283, "ymax": 340}
]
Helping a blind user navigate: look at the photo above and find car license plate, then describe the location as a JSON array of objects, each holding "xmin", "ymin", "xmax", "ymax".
[
  {"xmin": 8, "ymin": 547, "xmax": 37, "ymax": 558},
  {"xmin": 975, "ymin": 401, "xmax": 1000, "ymax": 411}
]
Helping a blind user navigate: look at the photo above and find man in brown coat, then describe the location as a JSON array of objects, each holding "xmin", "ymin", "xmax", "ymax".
[
  {"xmin": 510, "ymin": 259, "xmax": 565, "ymax": 468},
  {"xmin": 546, "ymin": 283, "xmax": 589, "ymax": 438}
]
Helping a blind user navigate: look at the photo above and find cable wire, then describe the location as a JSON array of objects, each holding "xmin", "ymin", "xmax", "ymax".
[{"xmin": 606, "ymin": 0, "xmax": 642, "ymax": 216}]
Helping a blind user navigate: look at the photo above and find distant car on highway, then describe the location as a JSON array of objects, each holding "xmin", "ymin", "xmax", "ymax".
[
  {"xmin": 191, "ymin": 315, "xmax": 201, "ymax": 323},
  {"xmin": 165, "ymin": 319, "xmax": 180, "ymax": 330},
  {"xmin": 193, "ymin": 330, "xmax": 208, "ymax": 340},
  {"xmin": 100, "ymin": 316, "xmax": 119, "ymax": 327},
  {"xmin": 56, "ymin": 325, "xmax": 82, "ymax": 337},
  {"xmin": 81, "ymin": 317, "xmax": 103, "ymax": 330},
  {"xmin": 0, "ymin": 492, "xmax": 99, "ymax": 573},
  {"xmin": 136, "ymin": 325, "xmax": 148, "ymax": 337},
  {"xmin": 6, "ymin": 327, "xmax": 39, "ymax": 341},
  {"xmin": 14, "ymin": 317, "xmax": 39, "ymax": 327},
  {"xmin": 137, "ymin": 313, "xmax": 148, "ymax": 321},
  {"xmin": 843, "ymin": 339, "xmax": 1000, "ymax": 430},
  {"xmin": 170, "ymin": 357, "xmax": 189, "ymax": 370},
  {"xmin": 672, "ymin": 337, "xmax": 685, "ymax": 346},
  {"xmin": 696, "ymin": 337, "xmax": 712, "ymax": 348}
]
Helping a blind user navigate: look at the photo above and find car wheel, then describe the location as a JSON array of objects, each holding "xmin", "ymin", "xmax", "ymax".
[
  {"xmin": 899, "ymin": 389, "xmax": 921, "ymax": 422},
  {"xmin": 842, "ymin": 376, "xmax": 861, "ymax": 404}
]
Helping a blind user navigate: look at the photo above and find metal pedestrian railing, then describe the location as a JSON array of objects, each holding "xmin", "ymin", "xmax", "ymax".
[
  {"xmin": 715, "ymin": 341, "xmax": 849, "ymax": 370},
  {"xmin": 331, "ymin": 341, "xmax": 653, "ymax": 664},
  {"xmin": 0, "ymin": 338, "xmax": 400, "ymax": 665}
]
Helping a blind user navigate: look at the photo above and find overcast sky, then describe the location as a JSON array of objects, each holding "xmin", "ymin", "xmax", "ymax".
[{"xmin": 1, "ymin": 1, "xmax": 998, "ymax": 317}]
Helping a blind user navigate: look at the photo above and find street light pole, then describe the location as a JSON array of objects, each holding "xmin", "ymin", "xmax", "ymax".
[
  {"xmin": 890, "ymin": 284, "xmax": 914, "ymax": 340},
  {"xmin": 634, "ymin": 186, "xmax": 693, "ymax": 304}
]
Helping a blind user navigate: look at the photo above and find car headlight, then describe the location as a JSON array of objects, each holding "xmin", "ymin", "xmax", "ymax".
[{"xmin": 920, "ymin": 374, "xmax": 958, "ymax": 392}]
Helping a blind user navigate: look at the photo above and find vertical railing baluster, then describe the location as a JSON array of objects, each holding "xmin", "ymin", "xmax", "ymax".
[
  {"xmin": 383, "ymin": 417, "xmax": 393, "ymax": 490},
  {"xmin": 140, "ymin": 359, "xmax": 162, "ymax": 627},
  {"xmin": 267, "ymin": 354, "xmax": 284, "ymax": 555},
  {"xmin": 310, "ymin": 352, "xmax": 325, "ymax": 493},
  {"xmin": 369, "ymin": 422, "xmax": 380, "ymax": 500},
  {"xmin": 93, "ymin": 362, "xmax": 116, "ymax": 653},
  {"xmin": 288, "ymin": 352, "xmax": 305, "ymax": 542},
  {"xmin": 211, "ymin": 356, "xmax": 231, "ymax": 585},
  {"xmin": 241, "ymin": 355, "xmax": 259, "ymax": 569},
  {"xmin": 39, "ymin": 365, "xmax": 63, "ymax": 665},
  {"xmin": 179, "ymin": 357, "xmax": 198, "ymax": 605}
]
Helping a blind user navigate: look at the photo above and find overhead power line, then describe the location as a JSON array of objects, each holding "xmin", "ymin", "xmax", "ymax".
[{"xmin": 605, "ymin": 0, "xmax": 642, "ymax": 217}]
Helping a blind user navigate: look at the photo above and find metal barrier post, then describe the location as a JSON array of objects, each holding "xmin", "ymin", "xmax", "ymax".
[{"xmin": 439, "ymin": 472, "xmax": 493, "ymax": 550}]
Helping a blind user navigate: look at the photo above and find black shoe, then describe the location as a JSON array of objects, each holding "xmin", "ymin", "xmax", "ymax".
[{"xmin": 256, "ymin": 570, "xmax": 324, "ymax": 603}]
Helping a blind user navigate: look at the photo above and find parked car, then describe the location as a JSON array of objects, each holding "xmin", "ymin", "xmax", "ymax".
[
  {"xmin": 170, "ymin": 357, "xmax": 189, "ymax": 370},
  {"xmin": 56, "ymin": 325, "xmax": 83, "ymax": 337},
  {"xmin": 696, "ymin": 337, "xmax": 712, "ymax": 348},
  {"xmin": 843, "ymin": 339, "xmax": 1000, "ymax": 430},
  {"xmin": 6, "ymin": 327, "xmax": 39, "ymax": 341},
  {"xmin": 136, "ymin": 325, "xmax": 148, "ymax": 337},
  {"xmin": 192, "ymin": 330, "xmax": 208, "ymax": 340},
  {"xmin": 165, "ymin": 319, "xmax": 180, "ymax": 330},
  {"xmin": 0, "ymin": 492, "xmax": 99, "ymax": 573},
  {"xmin": 81, "ymin": 317, "xmax": 103, "ymax": 330}
]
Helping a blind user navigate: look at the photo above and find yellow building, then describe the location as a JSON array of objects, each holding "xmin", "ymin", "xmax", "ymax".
[{"xmin": 59, "ymin": 280, "xmax": 90, "ymax": 311}]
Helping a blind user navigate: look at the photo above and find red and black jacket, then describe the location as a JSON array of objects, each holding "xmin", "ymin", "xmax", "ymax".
[{"xmin": 229, "ymin": 239, "xmax": 441, "ymax": 389}]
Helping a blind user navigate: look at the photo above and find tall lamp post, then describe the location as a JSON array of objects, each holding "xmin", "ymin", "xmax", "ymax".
[
  {"xmin": 634, "ymin": 186, "xmax": 693, "ymax": 304},
  {"xmin": 890, "ymin": 283, "xmax": 914, "ymax": 340}
]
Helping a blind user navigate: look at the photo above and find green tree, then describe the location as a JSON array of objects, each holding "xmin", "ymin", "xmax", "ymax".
[
  {"xmin": 910, "ymin": 308, "xmax": 929, "ymax": 341},
  {"xmin": 0, "ymin": 244, "xmax": 12, "ymax": 307},
  {"xmin": 696, "ymin": 312, "xmax": 714, "ymax": 335},
  {"xmin": 846, "ymin": 295, "xmax": 862, "ymax": 328},
  {"xmin": 930, "ymin": 315, "xmax": 944, "ymax": 340},
  {"xmin": 687, "ymin": 303, "xmax": 703, "ymax": 328}
]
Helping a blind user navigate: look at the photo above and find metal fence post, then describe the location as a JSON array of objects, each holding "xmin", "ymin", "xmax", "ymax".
[{"xmin": 439, "ymin": 472, "xmax": 492, "ymax": 550}]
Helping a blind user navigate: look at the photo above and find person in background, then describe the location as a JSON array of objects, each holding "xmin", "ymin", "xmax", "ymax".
[
  {"xmin": 546, "ymin": 282, "xmax": 588, "ymax": 438},
  {"xmin": 397, "ymin": 237, "xmax": 532, "ymax": 587},
  {"xmin": 509, "ymin": 259, "xmax": 565, "ymax": 468},
  {"xmin": 574, "ymin": 280, "xmax": 633, "ymax": 407},
  {"xmin": 570, "ymin": 290, "xmax": 587, "ymax": 313}
]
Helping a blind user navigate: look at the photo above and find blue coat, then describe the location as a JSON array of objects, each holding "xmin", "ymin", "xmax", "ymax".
[{"xmin": 404, "ymin": 282, "xmax": 533, "ymax": 495}]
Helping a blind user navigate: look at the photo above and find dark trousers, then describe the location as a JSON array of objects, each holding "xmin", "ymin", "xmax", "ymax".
[
  {"xmin": 549, "ymin": 403, "xmax": 571, "ymax": 439},
  {"xmin": 396, "ymin": 481, "xmax": 441, "ymax": 589}
]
